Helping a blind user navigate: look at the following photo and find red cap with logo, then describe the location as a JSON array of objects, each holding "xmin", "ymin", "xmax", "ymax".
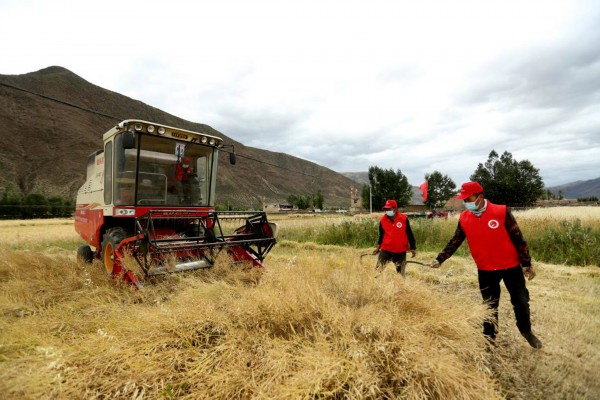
[
  {"xmin": 456, "ymin": 181, "xmax": 484, "ymax": 200},
  {"xmin": 383, "ymin": 200, "xmax": 397, "ymax": 209}
]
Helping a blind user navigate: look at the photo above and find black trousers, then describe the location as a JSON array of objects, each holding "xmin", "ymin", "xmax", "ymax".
[
  {"xmin": 477, "ymin": 266, "xmax": 531, "ymax": 338},
  {"xmin": 376, "ymin": 250, "xmax": 406, "ymax": 273}
]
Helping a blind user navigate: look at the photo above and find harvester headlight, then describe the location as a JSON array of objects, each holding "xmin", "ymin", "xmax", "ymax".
[
  {"xmin": 157, "ymin": 127, "xmax": 166, "ymax": 135},
  {"xmin": 209, "ymin": 138, "xmax": 216, "ymax": 146},
  {"xmin": 114, "ymin": 208, "xmax": 135, "ymax": 217},
  {"xmin": 201, "ymin": 136, "xmax": 208, "ymax": 144},
  {"xmin": 147, "ymin": 125, "xmax": 155, "ymax": 133},
  {"xmin": 134, "ymin": 123, "xmax": 143, "ymax": 131}
]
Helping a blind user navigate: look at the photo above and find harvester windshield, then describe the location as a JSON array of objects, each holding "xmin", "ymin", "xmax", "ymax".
[{"xmin": 111, "ymin": 132, "xmax": 217, "ymax": 207}]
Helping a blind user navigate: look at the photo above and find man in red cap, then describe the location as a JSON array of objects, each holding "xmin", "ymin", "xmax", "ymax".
[
  {"xmin": 373, "ymin": 199, "xmax": 416, "ymax": 277},
  {"xmin": 430, "ymin": 181, "xmax": 542, "ymax": 349}
]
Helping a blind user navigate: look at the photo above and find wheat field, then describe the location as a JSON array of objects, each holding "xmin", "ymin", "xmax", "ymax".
[{"xmin": 0, "ymin": 209, "xmax": 598, "ymax": 399}]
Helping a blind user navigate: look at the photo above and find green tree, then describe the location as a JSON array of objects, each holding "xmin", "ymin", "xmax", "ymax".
[
  {"xmin": 541, "ymin": 189, "xmax": 556, "ymax": 200},
  {"xmin": 286, "ymin": 194, "xmax": 312, "ymax": 210},
  {"xmin": 48, "ymin": 196, "xmax": 64, "ymax": 217},
  {"xmin": 47, "ymin": 196, "xmax": 74, "ymax": 217},
  {"xmin": 423, "ymin": 171, "xmax": 456, "ymax": 209},
  {"xmin": 313, "ymin": 190, "xmax": 324, "ymax": 210},
  {"xmin": 63, "ymin": 198, "xmax": 74, "ymax": 217},
  {"xmin": 361, "ymin": 166, "xmax": 412, "ymax": 210},
  {"xmin": 0, "ymin": 183, "xmax": 23, "ymax": 219},
  {"xmin": 577, "ymin": 196, "xmax": 599, "ymax": 202},
  {"xmin": 470, "ymin": 150, "xmax": 544, "ymax": 207},
  {"xmin": 361, "ymin": 184, "xmax": 370, "ymax": 211},
  {"xmin": 22, "ymin": 193, "xmax": 49, "ymax": 219}
]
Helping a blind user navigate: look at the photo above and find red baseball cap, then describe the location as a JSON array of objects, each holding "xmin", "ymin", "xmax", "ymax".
[
  {"xmin": 383, "ymin": 200, "xmax": 397, "ymax": 209},
  {"xmin": 456, "ymin": 181, "xmax": 484, "ymax": 200}
]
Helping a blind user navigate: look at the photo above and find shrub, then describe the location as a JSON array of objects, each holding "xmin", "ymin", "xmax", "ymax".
[
  {"xmin": 315, "ymin": 219, "xmax": 378, "ymax": 247},
  {"xmin": 283, "ymin": 214, "xmax": 600, "ymax": 267},
  {"xmin": 529, "ymin": 219, "xmax": 600, "ymax": 266}
]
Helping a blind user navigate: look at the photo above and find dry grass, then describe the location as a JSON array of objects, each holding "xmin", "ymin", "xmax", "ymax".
[
  {"xmin": 513, "ymin": 206, "xmax": 600, "ymax": 222},
  {"xmin": 0, "ymin": 212, "xmax": 599, "ymax": 399},
  {"xmin": 0, "ymin": 218, "xmax": 76, "ymax": 251}
]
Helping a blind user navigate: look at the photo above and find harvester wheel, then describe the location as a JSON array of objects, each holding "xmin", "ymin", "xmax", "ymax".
[
  {"xmin": 101, "ymin": 227, "xmax": 128, "ymax": 275},
  {"xmin": 77, "ymin": 245, "xmax": 94, "ymax": 264}
]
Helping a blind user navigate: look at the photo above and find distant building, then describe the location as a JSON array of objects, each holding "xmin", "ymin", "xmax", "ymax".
[
  {"xmin": 402, "ymin": 204, "xmax": 428, "ymax": 213},
  {"xmin": 443, "ymin": 198, "xmax": 464, "ymax": 211},
  {"xmin": 263, "ymin": 203, "xmax": 297, "ymax": 213},
  {"xmin": 350, "ymin": 187, "xmax": 362, "ymax": 212}
]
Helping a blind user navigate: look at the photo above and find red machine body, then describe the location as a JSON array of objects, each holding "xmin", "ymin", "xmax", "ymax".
[{"xmin": 75, "ymin": 120, "xmax": 276, "ymax": 287}]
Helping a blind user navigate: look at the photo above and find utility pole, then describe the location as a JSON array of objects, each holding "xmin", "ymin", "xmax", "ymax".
[{"xmin": 369, "ymin": 184, "xmax": 372, "ymax": 214}]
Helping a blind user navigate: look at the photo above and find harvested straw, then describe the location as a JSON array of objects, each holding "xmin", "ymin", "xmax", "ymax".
[{"xmin": 0, "ymin": 243, "xmax": 500, "ymax": 399}]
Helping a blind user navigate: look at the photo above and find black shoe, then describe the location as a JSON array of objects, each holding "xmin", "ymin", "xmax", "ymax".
[{"xmin": 521, "ymin": 332, "xmax": 543, "ymax": 349}]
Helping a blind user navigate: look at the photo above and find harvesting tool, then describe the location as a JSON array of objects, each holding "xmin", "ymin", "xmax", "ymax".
[
  {"xmin": 75, "ymin": 120, "xmax": 277, "ymax": 287},
  {"xmin": 360, "ymin": 253, "xmax": 429, "ymax": 277}
]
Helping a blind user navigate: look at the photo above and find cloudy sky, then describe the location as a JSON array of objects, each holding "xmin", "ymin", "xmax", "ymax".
[{"xmin": 1, "ymin": 0, "xmax": 599, "ymax": 186}]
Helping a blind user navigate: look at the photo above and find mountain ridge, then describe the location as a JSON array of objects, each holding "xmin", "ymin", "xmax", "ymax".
[
  {"xmin": 546, "ymin": 177, "xmax": 600, "ymax": 199},
  {"xmin": 0, "ymin": 67, "xmax": 358, "ymax": 207}
]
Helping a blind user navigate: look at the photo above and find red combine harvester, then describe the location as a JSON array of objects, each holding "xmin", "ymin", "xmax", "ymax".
[{"xmin": 75, "ymin": 120, "xmax": 277, "ymax": 288}]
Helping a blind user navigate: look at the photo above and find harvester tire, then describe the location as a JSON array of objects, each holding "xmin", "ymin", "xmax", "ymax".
[
  {"xmin": 101, "ymin": 227, "xmax": 128, "ymax": 275},
  {"xmin": 77, "ymin": 245, "xmax": 94, "ymax": 264}
]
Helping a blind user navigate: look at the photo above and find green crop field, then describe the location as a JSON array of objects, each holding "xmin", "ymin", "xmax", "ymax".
[{"xmin": 1, "ymin": 208, "xmax": 599, "ymax": 399}]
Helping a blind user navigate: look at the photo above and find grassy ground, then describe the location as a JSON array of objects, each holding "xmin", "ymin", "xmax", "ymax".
[{"xmin": 0, "ymin": 214, "xmax": 598, "ymax": 399}]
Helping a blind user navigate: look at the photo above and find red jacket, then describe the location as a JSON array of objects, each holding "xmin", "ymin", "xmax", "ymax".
[
  {"xmin": 379, "ymin": 213, "xmax": 409, "ymax": 253},
  {"xmin": 459, "ymin": 202, "xmax": 521, "ymax": 271},
  {"xmin": 175, "ymin": 164, "xmax": 192, "ymax": 182}
]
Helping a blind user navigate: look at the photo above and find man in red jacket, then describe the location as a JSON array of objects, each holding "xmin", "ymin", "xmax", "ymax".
[
  {"xmin": 373, "ymin": 200, "xmax": 416, "ymax": 277},
  {"xmin": 430, "ymin": 181, "xmax": 542, "ymax": 349},
  {"xmin": 175, "ymin": 156, "xmax": 194, "ymax": 202}
]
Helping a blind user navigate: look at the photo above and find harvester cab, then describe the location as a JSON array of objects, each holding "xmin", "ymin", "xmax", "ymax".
[{"xmin": 75, "ymin": 120, "xmax": 276, "ymax": 287}]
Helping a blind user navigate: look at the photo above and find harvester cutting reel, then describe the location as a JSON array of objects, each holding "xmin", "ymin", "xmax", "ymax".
[{"xmin": 96, "ymin": 210, "xmax": 277, "ymax": 288}]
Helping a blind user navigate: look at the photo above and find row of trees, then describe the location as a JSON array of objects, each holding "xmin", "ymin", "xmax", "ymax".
[
  {"xmin": 360, "ymin": 167, "xmax": 413, "ymax": 211},
  {"xmin": 0, "ymin": 185, "xmax": 73, "ymax": 219},
  {"xmin": 361, "ymin": 150, "xmax": 546, "ymax": 210},
  {"xmin": 286, "ymin": 191, "xmax": 325, "ymax": 210}
]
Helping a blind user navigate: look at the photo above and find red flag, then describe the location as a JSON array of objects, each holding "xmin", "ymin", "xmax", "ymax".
[{"xmin": 419, "ymin": 180, "xmax": 428, "ymax": 201}]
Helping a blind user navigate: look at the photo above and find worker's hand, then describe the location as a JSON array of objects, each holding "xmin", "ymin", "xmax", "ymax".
[
  {"xmin": 410, "ymin": 250, "xmax": 416, "ymax": 258},
  {"xmin": 372, "ymin": 248, "xmax": 380, "ymax": 255},
  {"xmin": 522, "ymin": 265, "xmax": 536, "ymax": 280},
  {"xmin": 429, "ymin": 260, "xmax": 441, "ymax": 268}
]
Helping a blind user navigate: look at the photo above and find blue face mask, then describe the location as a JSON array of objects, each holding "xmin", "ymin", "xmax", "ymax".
[
  {"xmin": 464, "ymin": 201, "xmax": 479, "ymax": 212},
  {"xmin": 385, "ymin": 210, "xmax": 395, "ymax": 217}
]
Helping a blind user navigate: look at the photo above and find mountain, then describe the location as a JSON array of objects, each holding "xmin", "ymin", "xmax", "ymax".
[
  {"xmin": 342, "ymin": 172, "xmax": 369, "ymax": 185},
  {"xmin": 546, "ymin": 178, "xmax": 600, "ymax": 199},
  {"xmin": 342, "ymin": 172, "xmax": 425, "ymax": 205},
  {"xmin": 0, "ymin": 67, "xmax": 359, "ymax": 207}
]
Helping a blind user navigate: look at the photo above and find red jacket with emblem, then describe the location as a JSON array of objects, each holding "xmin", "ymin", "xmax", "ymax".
[
  {"xmin": 459, "ymin": 201, "xmax": 520, "ymax": 271},
  {"xmin": 379, "ymin": 213, "xmax": 409, "ymax": 253}
]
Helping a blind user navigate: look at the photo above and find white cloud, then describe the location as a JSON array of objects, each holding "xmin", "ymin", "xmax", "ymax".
[{"xmin": 1, "ymin": 0, "xmax": 599, "ymax": 186}]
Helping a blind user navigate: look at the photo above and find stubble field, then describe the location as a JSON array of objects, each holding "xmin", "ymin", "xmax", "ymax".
[{"xmin": 0, "ymin": 208, "xmax": 598, "ymax": 399}]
